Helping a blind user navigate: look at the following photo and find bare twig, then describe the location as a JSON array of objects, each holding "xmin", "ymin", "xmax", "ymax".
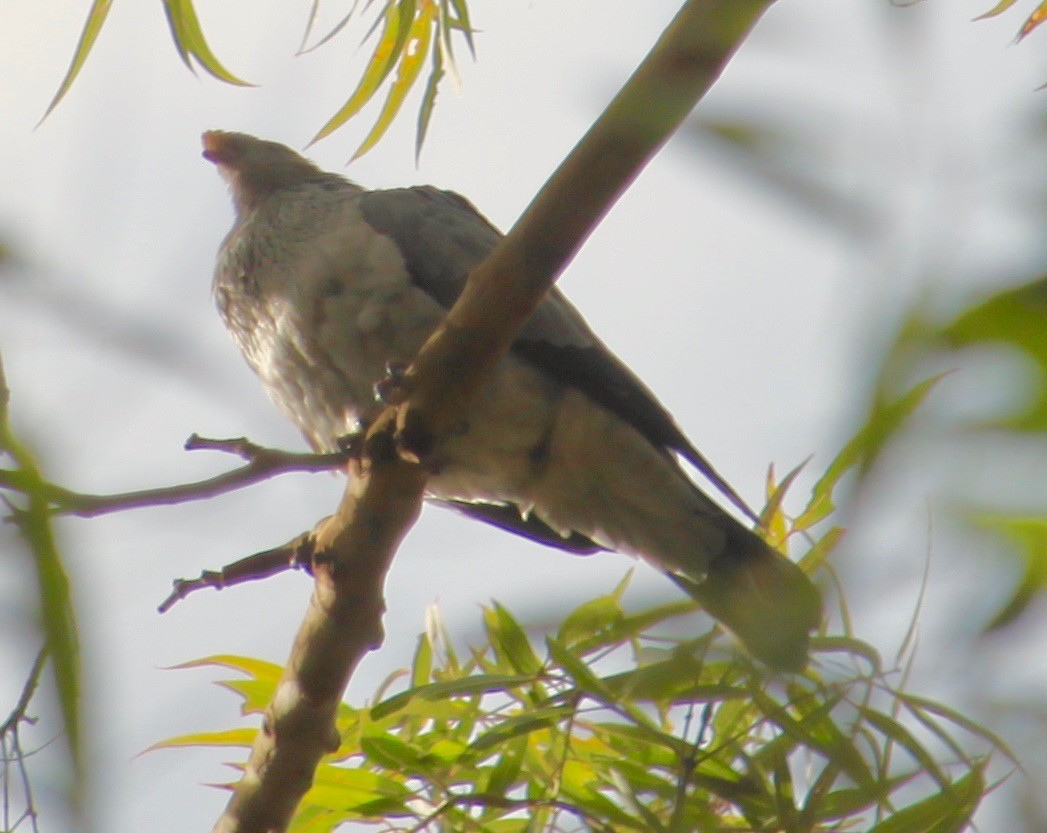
[
  {"xmin": 0, "ymin": 435, "xmax": 350, "ymax": 518},
  {"xmin": 0, "ymin": 649, "xmax": 48, "ymax": 738},
  {"xmin": 1, "ymin": 648, "xmax": 49, "ymax": 833},
  {"xmin": 158, "ymin": 532, "xmax": 314, "ymax": 613}
]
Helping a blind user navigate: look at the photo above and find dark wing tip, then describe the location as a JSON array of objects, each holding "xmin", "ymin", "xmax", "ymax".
[
  {"xmin": 435, "ymin": 499, "xmax": 606, "ymax": 555},
  {"xmin": 673, "ymin": 529, "xmax": 821, "ymax": 671}
]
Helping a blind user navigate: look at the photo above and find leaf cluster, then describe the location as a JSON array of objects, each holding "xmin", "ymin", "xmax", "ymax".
[
  {"xmin": 44, "ymin": 0, "xmax": 475, "ymax": 159},
  {"xmin": 162, "ymin": 583, "xmax": 1006, "ymax": 833},
  {"xmin": 974, "ymin": 0, "xmax": 1047, "ymax": 41}
]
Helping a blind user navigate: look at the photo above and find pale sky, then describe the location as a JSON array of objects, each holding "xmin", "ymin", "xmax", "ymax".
[{"xmin": 0, "ymin": 1, "xmax": 1044, "ymax": 830}]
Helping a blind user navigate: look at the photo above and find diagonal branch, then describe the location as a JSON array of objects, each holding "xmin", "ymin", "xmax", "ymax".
[
  {"xmin": 396, "ymin": 0, "xmax": 776, "ymax": 455},
  {"xmin": 209, "ymin": 2, "xmax": 778, "ymax": 830}
]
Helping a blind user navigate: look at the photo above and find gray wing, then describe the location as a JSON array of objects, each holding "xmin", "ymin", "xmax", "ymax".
[{"xmin": 357, "ymin": 186, "xmax": 757, "ymax": 530}]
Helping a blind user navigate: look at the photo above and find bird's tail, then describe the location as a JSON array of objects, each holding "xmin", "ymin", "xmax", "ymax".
[{"xmin": 670, "ymin": 519, "xmax": 821, "ymax": 671}]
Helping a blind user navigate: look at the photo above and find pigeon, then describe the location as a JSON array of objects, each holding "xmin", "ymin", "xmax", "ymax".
[{"xmin": 202, "ymin": 130, "xmax": 821, "ymax": 670}]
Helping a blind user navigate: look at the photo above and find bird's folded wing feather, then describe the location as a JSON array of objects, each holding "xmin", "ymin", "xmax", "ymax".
[{"xmin": 357, "ymin": 186, "xmax": 757, "ymax": 531}]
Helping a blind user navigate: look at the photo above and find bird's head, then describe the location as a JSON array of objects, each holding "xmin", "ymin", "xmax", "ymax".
[{"xmin": 202, "ymin": 131, "xmax": 329, "ymax": 214}]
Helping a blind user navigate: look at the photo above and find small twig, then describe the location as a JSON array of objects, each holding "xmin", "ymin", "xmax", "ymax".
[
  {"xmin": 0, "ymin": 435, "xmax": 351, "ymax": 518},
  {"xmin": 158, "ymin": 532, "xmax": 315, "ymax": 613},
  {"xmin": 0, "ymin": 650, "xmax": 48, "ymax": 738},
  {"xmin": 1, "ymin": 648, "xmax": 48, "ymax": 833}
]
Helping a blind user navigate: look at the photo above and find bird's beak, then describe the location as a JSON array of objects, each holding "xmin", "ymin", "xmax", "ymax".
[{"xmin": 201, "ymin": 130, "xmax": 231, "ymax": 166}]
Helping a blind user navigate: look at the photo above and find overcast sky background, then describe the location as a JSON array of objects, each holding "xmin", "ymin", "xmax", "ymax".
[{"xmin": 1, "ymin": 1, "xmax": 1045, "ymax": 830}]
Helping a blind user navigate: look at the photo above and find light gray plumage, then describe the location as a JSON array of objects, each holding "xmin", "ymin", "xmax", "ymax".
[{"xmin": 203, "ymin": 131, "xmax": 820, "ymax": 670}]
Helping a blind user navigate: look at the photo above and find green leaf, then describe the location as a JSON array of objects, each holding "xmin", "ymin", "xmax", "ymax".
[
  {"xmin": 41, "ymin": 0, "xmax": 114, "ymax": 122},
  {"xmin": 369, "ymin": 673, "xmax": 535, "ymax": 719},
  {"xmin": 469, "ymin": 705, "xmax": 575, "ymax": 752},
  {"xmin": 486, "ymin": 604, "xmax": 542, "ymax": 675},
  {"xmin": 352, "ymin": 0, "xmax": 435, "ymax": 160},
  {"xmin": 411, "ymin": 631, "xmax": 433, "ymax": 687},
  {"xmin": 895, "ymin": 692, "xmax": 1019, "ymax": 764},
  {"xmin": 484, "ymin": 736, "xmax": 526, "ymax": 797},
  {"xmin": 0, "ymin": 360, "xmax": 81, "ymax": 778},
  {"xmin": 759, "ymin": 457, "xmax": 809, "ymax": 545},
  {"xmin": 941, "ymin": 276, "xmax": 1047, "ymax": 430},
  {"xmin": 974, "ymin": 0, "xmax": 1021, "ymax": 20},
  {"xmin": 808, "ymin": 635, "xmax": 882, "ymax": 671},
  {"xmin": 556, "ymin": 584, "xmax": 625, "ymax": 648},
  {"xmin": 866, "ymin": 763, "xmax": 986, "ymax": 833},
  {"xmin": 794, "ymin": 375, "xmax": 943, "ymax": 530},
  {"xmin": 799, "ymin": 526, "xmax": 845, "ymax": 574},
  {"xmin": 1017, "ymin": 2, "xmax": 1047, "ymax": 40},
  {"xmin": 161, "ymin": 0, "xmax": 250, "ymax": 85},
  {"xmin": 147, "ymin": 727, "xmax": 258, "ymax": 751},
  {"xmin": 546, "ymin": 636, "xmax": 615, "ymax": 702},
  {"xmin": 447, "ymin": 0, "xmax": 476, "ymax": 55},
  {"xmin": 311, "ymin": 2, "xmax": 407, "ymax": 144},
  {"xmin": 359, "ymin": 733, "xmax": 426, "ymax": 770},
  {"xmin": 750, "ymin": 687, "xmax": 874, "ymax": 788},
  {"xmin": 170, "ymin": 654, "xmax": 284, "ymax": 686},
  {"xmin": 217, "ymin": 678, "xmax": 279, "ymax": 714},
  {"xmin": 414, "ymin": 46, "xmax": 445, "ymax": 162},
  {"xmin": 569, "ymin": 600, "xmax": 696, "ymax": 656},
  {"xmin": 970, "ymin": 514, "xmax": 1047, "ymax": 630},
  {"xmin": 858, "ymin": 707, "xmax": 950, "ymax": 790}
]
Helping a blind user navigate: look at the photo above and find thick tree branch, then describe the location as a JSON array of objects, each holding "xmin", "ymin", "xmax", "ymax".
[
  {"xmin": 211, "ymin": 433, "xmax": 426, "ymax": 833},
  {"xmin": 210, "ymin": 1, "xmax": 775, "ymax": 829},
  {"xmin": 397, "ymin": 0, "xmax": 775, "ymax": 456}
]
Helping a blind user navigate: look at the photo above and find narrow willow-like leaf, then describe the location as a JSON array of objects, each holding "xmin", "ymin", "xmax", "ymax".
[
  {"xmin": 415, "ymin": 46, "xmax": 445, "ymax": 162},
  {"xmin": 40, "ymin": 0, "xmax": 115, "ymax": 122},
  {"xmin": 447, "ymin": 0, "xmax": 476, "ymax": 56},
  {"xmin": 483, "ymin": 736, "xmax": 526, "ymax": 797},
  {"xmin": 970, "ymin": 514, "xmax": 1047, "ymax": 629},
  {"xmin": 369, "ymin": 673, "xmax": 535, "ymax": 719},
  {"xmin": 162, "ymin": 0, "xmax": 251, "ymax": 85},
  {"xmin": 974, "ymin": 0, "xmax": 1021, "ymax": 20},
  {"xmin": 569, "ymin": 600, "xmax": 696, "ymax": 656},
  {"xmin": 866, "ymin": 764, "xmax": 985, "ymax": 833},
  {"xmin": 547, "ymin": 636, "xmax": 616, "ymax": 702},
  {"xmin": 299, "ymin": 0, "xmax": 362, "ymax": 54},
  {"xmin": 798, "ymin": 526, "xmax": 845, "ymax": 574},
  {"xmin": 759, "ymin": 456, "xmax": 809, "ymax": 545},
  {"xmin": 147, "ymin": 727, "xmax": 258, "ymax": 750},
  {"xmin": 895, "ymin": 692, "xmax": 1019, "ymax": 764},
  {"xmin": 556, "ymin": 587, "xmax": 624, "ymax": 648},
  {"xmin": 469, "ymin": 705, "xmax": 575, "ymax": 752},
  {"xmin": 859, "ymin": 707, "xmax": 950, "ymax": 791},
  {"xmin": 411, "ymin": 631, "xmax": 433, "ymax": 687},
  {"xmin": 359, "ymin": 734, "xmax": 426, "ymax": 770},
  {"xmin": 1018, "ymin": 1, "xmax": 1047, "ymax": 38},
  {"xmin": 352, "ymin": 2, "xmax": 434, "ymax": 160},
  {"xmin": 161, "ymin": 0, "xmax": 193, "ymax": 70},
  {"xmin": 311, "ymin": 3, "xmax": 407, "ymax": 144},
  {"xmin": 0, "ymin": 355, "xmax": 81, "ymax": 779},
  {"xmin": 808, "ymin": 635, "xmax": 882, "ymax": 671},
  {"xmin": 217, "ymin": 678, "xmax": 282, "ymax": 714},
  {"xmin": 304, "ymin": 767, "xmax": 411, "ymax": 812},
  {"xmin": 793, "ymin": 374, "xmax": 944, "ymax": 530},
  {"xmin": 749, "ymin": 687, "xmax": 873, "ymax": 788},
  {"xmin": 941, "ymin": 276, "xmax": 1047, "ymax": 431},
  {"xmin": 485, "ymin": 603, "xmax": 543, "ymax": 675}
]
